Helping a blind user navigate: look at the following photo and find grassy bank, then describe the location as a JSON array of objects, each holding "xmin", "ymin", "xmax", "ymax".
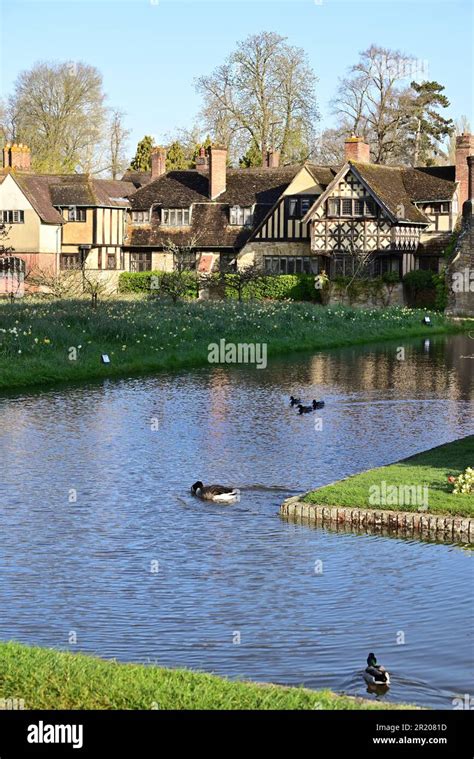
[
  {"xmin": 304, "ymin": 436, "xmax": 474, "ymax": 517},
  {"xmin": 0, "ymin": 641, "xmax": 412, "ymax": 710},
  {"xmin": 0, "ymin": 298, "xmax": 466, "ymax": 391}
]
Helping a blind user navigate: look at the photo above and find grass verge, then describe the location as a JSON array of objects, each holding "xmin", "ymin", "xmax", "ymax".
[
  {"xmin": 0, "ymin": 298, "xmax": 468, "ymax": 391},
  {"xmin": 0, "ymin": 641, "xmax": 413, "ymax": 710},
  {"xmin": 304, "ymin": 436, "xmax": 474, "ymax": 517}
]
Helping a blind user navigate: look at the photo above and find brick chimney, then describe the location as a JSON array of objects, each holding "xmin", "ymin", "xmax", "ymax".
[
  {"xmin": 344, "ymin": 134, "xmax": 370, "ymax": 164},
  {"xmin": 195, "ymin": 146, "xmax": 209, "ymax": 173},
  {"xmin": 208, "ymin": 145, "xmax": 227, "ymax": 199},
  {"xmin": 264, "ymin": 148, "xmax": 280, "ymax": 168},
  {"xmin": 2, "ymin": 142, "xmax": 31, "ymax": 171},
  {"xmin": 151, "ymin": 146, "xmax": 167, "ymax": 180},
  {"xmin": 455, "ymin": 133, "xmax": 474, "ymax": 211}
]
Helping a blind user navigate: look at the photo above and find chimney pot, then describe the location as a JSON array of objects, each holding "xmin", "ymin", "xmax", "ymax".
[
  {"xmin": 195, "ymin": 146, "xmax": 209, "ymax": 173},
  {"xmin": 344, "ymin": 135, "xmax": 371, "ymax": 164},
  {"xmin": 264, "ymin": 149, "xmax": 280, "ymax": 169}
]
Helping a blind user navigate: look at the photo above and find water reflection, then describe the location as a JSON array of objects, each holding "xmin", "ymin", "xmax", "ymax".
[{"xmin": 0, "ymin": 333, "xmax": 473, "ymax": 710}]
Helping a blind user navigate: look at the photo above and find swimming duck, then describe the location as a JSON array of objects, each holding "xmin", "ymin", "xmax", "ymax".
[
  {"xmin": 297, "ymin": 403, "xmax": 314, "ymax": 414},
  {"xmin": 290, "ymin": 396, "xmax": 301, "ymax": 406},
  {"xmin": 191, "ymin": 481, "xmax": 240, "ymax": 503},
  {"xmin": 363, "ymin": 653, "xmax": 390, "ymax": 686},
  {"xmin": 297, "ymin": 400, "xmax": 325, "ymax": 414}
]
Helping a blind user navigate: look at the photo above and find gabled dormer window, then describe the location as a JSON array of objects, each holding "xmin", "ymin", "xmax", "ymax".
[
  {"xmin": 161, "ymin": 208, "xmax": 191, "ymax": 226},
  {"xmin": 131, "ymin": 210, "xmax": 150, "ymax": 224},
  {"xmin": 229, "ymin": 206, "xmax": 253, "ymax": 226}
]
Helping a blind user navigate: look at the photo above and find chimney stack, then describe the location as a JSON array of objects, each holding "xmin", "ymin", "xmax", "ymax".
[
  {"xmin": 344, "ymin": 134, "xmax": 370, "ymax": 164},
  {"xmin": 151, "ymin": 146, "xmax": 167, "ymax": 180},
  {"xmin": 264, "ymin": 148, "xmax": 280, "ymax": 169},
  {"xmin": 195, "ymin": 146, "xmax": 209, "ymax": 173},
  {"xmin": 2, "ymin": 142, "xmax": 31, "ymax": 172},
  {"xmin": 208, "ymin": 145, "xmax": 227, "ymax": 200},
  {"xmin": 455, "ymin": 133, "xmax": 474, "ymax": 211}
]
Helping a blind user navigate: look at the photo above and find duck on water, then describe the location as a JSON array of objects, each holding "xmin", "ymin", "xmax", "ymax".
[
  {"xmin": 364, "ymin": 653, "xmax": 390, "ymax": 687},
  {"xmin": 191, "ymin": 481, "xmax": 240, "ymax": 503}
]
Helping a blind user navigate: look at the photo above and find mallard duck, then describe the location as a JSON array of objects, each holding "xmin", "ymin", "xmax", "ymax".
[
  {"xmin": 297, "ymin": 403, "xmax": 314, "ymax": 414},
  {"xmin": 191, "ymin": 481, "xmax": 240, "ymax": 503},
  {"xmin": 363, "ymin": 653, "xmax": 390, "ymax": 686},
  {"xmin": 290, "ymin": 396, "xmax": 302, "ymax": 406}
]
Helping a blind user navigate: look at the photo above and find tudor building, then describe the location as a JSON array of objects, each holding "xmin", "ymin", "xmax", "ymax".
[{"xmin": 124, "ymin": 136, "xmax": 472, "ymax": 281}]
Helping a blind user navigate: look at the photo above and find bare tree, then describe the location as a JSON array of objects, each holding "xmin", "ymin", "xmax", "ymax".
[
  {"xmin": 331, "ymin": 45, "xmax": 416, "ymax": 163},
  {"xmin": 7, "ymin": 60, "xmax": 107, "ymax": 173},
  {"xmin": 108, "ymin": 109, "xmax": 131, "ymax": 179},
  {"xmin": 156, "ymin": 236, "xmax": 202, "ymax": 303},
  {"xmin": 195, "ymin": 32, "xmax": 319, "ymax": 164}
]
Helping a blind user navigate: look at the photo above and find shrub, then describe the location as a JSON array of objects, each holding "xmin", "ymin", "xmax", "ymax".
[
  {"xmin": 403, "ymin": 269, "xmax": 448, "ymax": 311},
  {"xmin": 119, "ymin": 271, "xmax": 198, "ymax": 299},
  {"xmin": 448, "ymin": 467, "xmax": 474, "ymax": 494}
]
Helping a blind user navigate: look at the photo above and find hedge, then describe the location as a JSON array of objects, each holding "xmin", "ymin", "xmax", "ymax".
[{"xmin": 119, "ymin": 271, "xmax": 322, "ymax": 302}]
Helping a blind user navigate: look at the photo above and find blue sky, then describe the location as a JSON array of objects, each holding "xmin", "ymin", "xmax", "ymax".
[{"xmin": 1, "ymin": 0, "xmax": 472, "ymax": 157}]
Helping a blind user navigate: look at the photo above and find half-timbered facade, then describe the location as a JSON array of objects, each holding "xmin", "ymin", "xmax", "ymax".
[{"xmin": 0, "ymin": 144, "xmax": 135, "ymax": 284}]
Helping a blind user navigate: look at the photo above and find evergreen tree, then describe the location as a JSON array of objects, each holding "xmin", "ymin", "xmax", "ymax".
[
  {"xmin": 166, "ymin": 140, "xmax": 190, "ymax": 170},
  {"xmin": 239, "ymin": 140, "xmax": 262, "ymax": 167},
  {"xmin": 404, "ymin": 81, "xmax": 454, "ymax": 166},
  {"xmin": 129, "ymin": 135, "xmax": 155, "ymax": 171}
]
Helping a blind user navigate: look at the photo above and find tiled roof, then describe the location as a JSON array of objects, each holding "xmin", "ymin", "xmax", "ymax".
[
  {"xmin": 351, "ymin": 163, "xmax": 431, "ymax": 223},
  {"xmin": 9, "ymin": 173, "xmax": 135, "ymax": 224},
  {"xmin": 128, "ymin": 166, "xmax": 300, "ymax": 210},
  {"xmin": 127, "ymin": 202, "xmax": 272, "ymax": 249},
  {"xmin": 126, "ymin": 166, "xmax": 303, "ymax": 249},
  {"xmin": 121, "ymin": 170, "xmax": 151, "ymax": 188}
]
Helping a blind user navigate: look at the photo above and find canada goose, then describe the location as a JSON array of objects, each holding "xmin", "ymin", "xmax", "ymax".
[
  {"xmin": 191, "ymin": 481, "xmax": 240, "ymax": 503},
  {"xmin": 290, "ymin": 396, "xmax": 301, "ymax": 406},
  {"xmin": 363, "ymin": 653, "xmax": 390, "ymax": 686}
]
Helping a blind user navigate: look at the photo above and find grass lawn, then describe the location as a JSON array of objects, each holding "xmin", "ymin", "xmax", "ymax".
[
  {"xmin": 0, "ymin": 297, "xmax": 467, "ymax": 390},
  {"xmin": 0, "ymin": 641, "xmax": 413, "ymax": 710},
  {"xmin": 304, "ymin": 436, "xmax": 474, "ymax": 517}
]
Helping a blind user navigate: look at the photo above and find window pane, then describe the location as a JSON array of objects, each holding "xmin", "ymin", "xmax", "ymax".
[
  {"xmin": 294, "ymin": 258, "xmax": 302, "ymax": 274},
  {"xmin": 354, "ymin": 199, "xmax": 364, "ymax": 216},
  {"xmin": 279, "ymin": 258, "xmax": 287, "ymax": 274},
  {"xmin": 342, "ymin": 199, "xmax": 352, "ymax": 215},
  {"xmin": 365, "ymin": 199, "xmax": 376, "ymax": 216},
  {"xmin": 288, "ymin": 199, "xmax": 298, "ymax": 217},
  {"xmin": 328, "ymin": 198, "xmax": 339, "ymax": 216},
  {"xmin": 287, "ymin": 258, "xmax": 295, "ymax": 274},
  {"xmin": 300, "ymin": 199, "xmax": 311, "ymax": 216}
]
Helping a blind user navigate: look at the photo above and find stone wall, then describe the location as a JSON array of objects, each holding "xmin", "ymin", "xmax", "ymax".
[
  {"xmin": 281, "ymin": 497, "xmax": 474, "ymax": 544},
  {"xmin": 327, "ymin": 282, "xmax": 404, "ymax": 308},
  {"xmin": 446, "ymin": 206, "xmax": 474, "ymax": 316}
]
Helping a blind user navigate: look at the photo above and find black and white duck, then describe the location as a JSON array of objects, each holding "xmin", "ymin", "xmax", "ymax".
[
  {"xmin": 363, "ymin": 653, "xmax": 390, "ymax": 686},
  {"xmin": 290, "ymin": 396, "xmax": 301, "ymax": 406},
  {"xmin": 191, "ymin": 481, "xmax": 240, "ymax": 503}
]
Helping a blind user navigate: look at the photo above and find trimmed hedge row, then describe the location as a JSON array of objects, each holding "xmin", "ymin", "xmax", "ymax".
[{"xmin": 119, "ymin": 271, "xmax": 322, "ymax": 302}]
